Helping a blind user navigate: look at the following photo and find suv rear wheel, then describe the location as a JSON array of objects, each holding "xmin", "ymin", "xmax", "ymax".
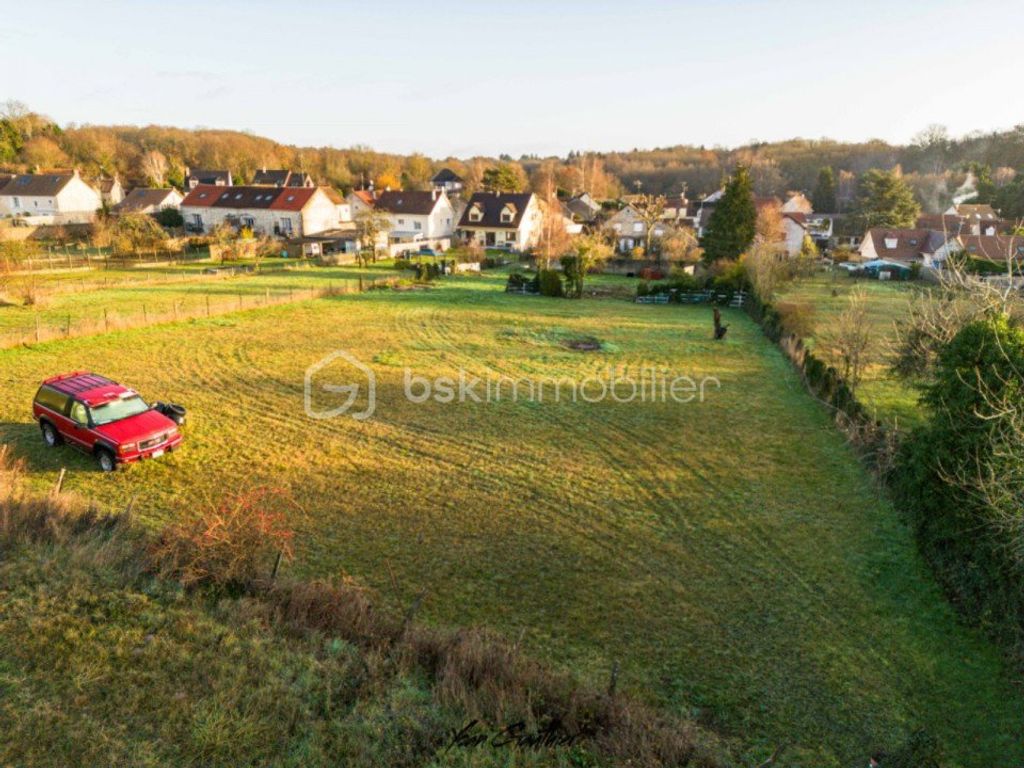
[
  {"xmin": 95, "ymin": 448, "xmax": 116, "ymax": 473},
  {"xmin": 40, "ymin": 421, "xmax": 62, "ymax": 447}
]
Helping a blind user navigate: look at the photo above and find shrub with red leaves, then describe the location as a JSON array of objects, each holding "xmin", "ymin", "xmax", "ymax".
[{"xmin": 147, "ymin": 487, "xmax": 295, "ymax": 590}]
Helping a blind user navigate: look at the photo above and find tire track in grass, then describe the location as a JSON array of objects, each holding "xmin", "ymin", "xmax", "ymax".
[
  {"xmin": 458, "ymin": 300, "xmax": 907, "ymax": 714},
  {"xmin": 398, "ymin": 298, "xmax": 737, "ymax": 620}
]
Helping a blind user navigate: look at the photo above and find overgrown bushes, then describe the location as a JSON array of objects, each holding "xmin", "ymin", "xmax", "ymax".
[{"xmin": 893, "ymin": 315, "xmax": 1024, "ymax": 650}]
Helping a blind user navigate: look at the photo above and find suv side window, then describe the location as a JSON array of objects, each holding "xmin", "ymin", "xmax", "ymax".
[
  {"xmin": 68, "ymin": 401, "xmax": 89, "ymax": 425},
  {"xmin": 35, "ymin": 385, "xmax": 70, "ymax": 415}
]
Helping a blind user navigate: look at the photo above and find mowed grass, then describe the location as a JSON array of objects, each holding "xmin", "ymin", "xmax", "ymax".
[
  {"xmin": 775, "ymin": 272, "xmax": 923, "ymax": 427},
  {"xmin": 0, "ymin": 274, "xmax": 1019, "ymax": 765}
]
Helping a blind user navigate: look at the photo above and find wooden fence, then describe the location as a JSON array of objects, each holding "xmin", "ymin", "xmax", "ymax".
[{"xmin": 0, "ymin": 274, "xmax": 396, "ymax": 350}]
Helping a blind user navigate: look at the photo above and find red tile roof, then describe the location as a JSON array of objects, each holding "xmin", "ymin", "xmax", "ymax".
[
  {"xmin": 181, "ymin": 184, "xmax": 320, "ymax": 211},
  {"xmin": 270, "ymin": 187, "xmax": 318, "ymax": 211}
]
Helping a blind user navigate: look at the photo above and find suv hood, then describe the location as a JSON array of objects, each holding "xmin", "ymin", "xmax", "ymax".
[{"xmin": 93, "ymin": 408, "xmax": 176, "ymax": 444}]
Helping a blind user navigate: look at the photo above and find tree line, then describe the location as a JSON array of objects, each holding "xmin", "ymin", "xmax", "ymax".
[{"xmin": 5, "ymin": 102, "xmax": 1024, "ymax": 214}]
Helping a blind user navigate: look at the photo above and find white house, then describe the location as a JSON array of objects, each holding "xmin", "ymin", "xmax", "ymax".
[
  {"xmin": 114, "ymin": 187, "xmax": 184, "ymax": 215},
  {"xmin": 373, "ymin": 189, "xmax": 455, "ymax": 240},
  {"xmin": 858, "ymin": 228, "xmax": 948, "ymax": 265},
  {"xmin": 0, "ymin": 170, "xmax": 103, "ymax": 223},
  {"xmin": 179, "ymin": 185, "xmax": 343, "ymax": 238},
  {"xmin": 346, "ymin": 189, "xmax": 376, "ymax": 218},
  {"xmin": 93, "ymin": 177, "xmax": 125, "ymax": 207},
  {"xmin": 185, "ymin": 168, "xmax": 232, "ymax": 189},
  {"xmin": 781, "ymin": 192, "xmax": 813, "ymax": 214},
  {"xmin": 431, "ymin": 168, "xmax": 464, "ymax": 195},
  {"xmin": 458, "ymin": 192, "xmax": 541, "ymax": 250},
  {"xmin": 605, "ymin": 205, "xmax": 675, "ymax": 254}
]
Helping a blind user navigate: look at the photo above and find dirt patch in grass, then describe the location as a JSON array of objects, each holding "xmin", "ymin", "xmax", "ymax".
[{"xmin": 563, "ymin": 335, "xmax": 603, "ymax": 351}]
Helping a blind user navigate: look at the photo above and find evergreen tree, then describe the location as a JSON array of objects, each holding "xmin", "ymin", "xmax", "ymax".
[
  {"xmin": 812, "ymin": 166, "xmax": 837, "ymax": 212},
  {"xmin": 856, "ymin": 169, "xmax": 920, "ymax": 229},
  {"xmin": 969, "ymin": 162, "xmax": 996, "ymax": 204},
  {"xmin": 994, "ymin": 177, "xmax": 1024, "ymax": 220},
  {"xmin": 701, "ymin": 165, "xmax": 757, "ymax": 264}
]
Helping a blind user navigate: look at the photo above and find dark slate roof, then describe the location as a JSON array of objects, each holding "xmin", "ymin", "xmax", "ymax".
[
  {"xmin": 252, "ymin": 169, "xmax": 291, "ymax": 185},
  {"xmin": 565, "ymin": 194, "xmax": 601, "ymax": 222},
  {"xmin": 114, "ymin": 188, "xmax": 179, "ymax": 213},
  {"xmin": 252, "ymin": 169, "xmax": 313, "ymax": 187},
  {"xmin": 0, "ymin": 173, "xmax": 75, "ymax": 197},
  {"xmin": 187, "ymin": 169, "xmax": 231, "ymax": 185},
  {"xmin": 374, "ymin": 190, "xmax": 441, "ymax": 215},
  {"xmin": 458, "ymin": 192, "xmax": 534, "ymax": 230},
  {"xmin": 432, "ymin": 168, "xmax": 463, "ymax": 184}
]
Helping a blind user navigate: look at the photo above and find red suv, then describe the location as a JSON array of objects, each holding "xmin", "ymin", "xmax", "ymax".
[{"xmin": 33, "ymin": 372, "xmax": 183, "ymax": 472}]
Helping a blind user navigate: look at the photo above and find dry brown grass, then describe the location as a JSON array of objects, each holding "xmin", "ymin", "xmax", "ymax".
[{"xmin": 0, "ymin": 448, "xmax": 726, "ymax": 767}]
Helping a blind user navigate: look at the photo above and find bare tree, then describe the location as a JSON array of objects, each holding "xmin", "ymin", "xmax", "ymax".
[
  {"xmin": 354, "ymin": 208, "xmax": 391, "ymax": 264},
  {"xmin": 534, "ymin": 194, "xmax": 573, "ymax": 269},
  {"xmin": 631, "ymin": 195, "xmax": 666, "ymax": 256},
  {"xmin": 140, "ymin": 150, "xmax": 169, "ymax": 187},
  {"xmin": 744, "ymin": 241, "xmax": 789, "ymax": 302},
  {"xmin": 891, "ymin": 225, "xmax": 1024, "ymax": 379},
  {"xmin": 823, "ymin": 289, "xmax": 872, "ymax": 392}
]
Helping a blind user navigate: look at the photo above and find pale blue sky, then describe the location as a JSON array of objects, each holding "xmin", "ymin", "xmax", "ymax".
[{"xmin": 5, "ymin": 0, "xmax": 1023, "ymax": 157}]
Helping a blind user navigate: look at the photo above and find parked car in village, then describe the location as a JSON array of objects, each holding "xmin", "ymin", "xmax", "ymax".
[{"xmin": 33, "ymin": 372, "xmax": 184, "ymax": 472}]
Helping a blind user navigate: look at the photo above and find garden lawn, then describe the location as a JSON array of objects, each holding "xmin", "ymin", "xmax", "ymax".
[{"xmin": 0, "ymin": 272, "xmax": 1018, "ymax": 765}]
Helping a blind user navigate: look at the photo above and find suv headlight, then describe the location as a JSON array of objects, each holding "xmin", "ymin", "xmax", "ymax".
[{"xmin": 118, "ymin": 443, "xmax": 136, "ymax": 454}]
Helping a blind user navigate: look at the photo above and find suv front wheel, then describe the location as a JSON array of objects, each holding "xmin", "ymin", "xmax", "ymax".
[
  {"xmin": 95, "ymin": 448, "xmax": 117, "ymax": 473},
  {"xmin": 40, "ymin": 421, "xmax": 62, "ymax": 447}
]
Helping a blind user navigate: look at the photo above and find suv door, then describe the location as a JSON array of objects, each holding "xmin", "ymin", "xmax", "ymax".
[{"xmin": 62, "ymin": 399, "xmax": 96, "ymax": 451}]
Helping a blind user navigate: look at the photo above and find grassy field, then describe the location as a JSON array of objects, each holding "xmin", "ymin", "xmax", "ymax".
[
  {"xmin": 0, "ymin": 272, "xmax": 1019, "ymax": 765},
  {"xmin": 0, "ymin": 258, "xmax": 395, "ymax": 344},
  {"xmin": 775, "ymin": 271, "xmax": 922, "ymax": 426}
]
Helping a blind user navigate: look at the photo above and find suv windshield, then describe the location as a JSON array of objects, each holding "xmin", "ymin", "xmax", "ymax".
[{"xmin": 89, "ymin": 396, "xmax": 150, "ymax": 426}]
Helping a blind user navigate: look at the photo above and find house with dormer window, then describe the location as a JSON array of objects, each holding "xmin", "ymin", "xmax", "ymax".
[
  {"xmin": 179, "ymin": 185, "xmax": 343, "ymax": 237},
  {"xmin": 457, "ymin": 192, "xmax": 541, "ymax": 249},
  {"xmin": 373, "ymin": 189, "xmax": 455, "ymax": 239}
]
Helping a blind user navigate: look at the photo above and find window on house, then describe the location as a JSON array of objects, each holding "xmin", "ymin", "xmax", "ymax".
[
  {"xmin": 414, "ymin": 221, "xmax": 422, "ymax": 230},
  {"xmin": 11, "ymin": 197, "xmax": 18, "ymax": 208},
  {"xmin": 633, "ymin": 222, "xmax": 643, "ymax": 233},
  {"xmin": 398, "ymin": 218, "xmax": 405, "ymax": 225},
  {"xmin": 469, "ymin": 208, "xmax": 482, "ymax": 222},
  {"xmin": 506, "ymin": 231, "xmax": 516, "ymax": 241}
]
